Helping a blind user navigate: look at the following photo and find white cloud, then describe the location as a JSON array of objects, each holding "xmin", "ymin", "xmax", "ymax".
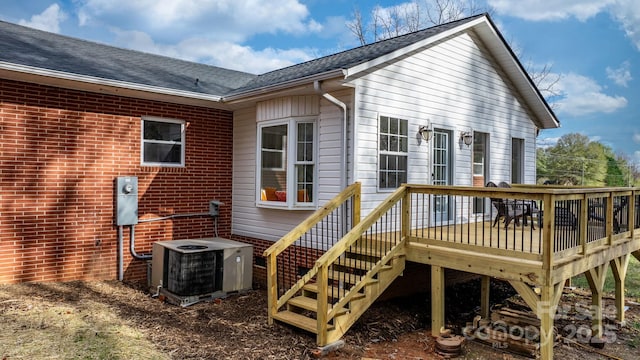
[
  {"xmin": 610, "ymin": 0, "xmax": 640, "ymax": 50},
  {"xmin": 111, "ymin": 29, "xmax": 313, "ymax": 73},
  {"xmin": 606, "ymin": 61, "xmax": 633, "ymax": 87},
  {"xmin": 489, "ymin": 1, "xmax": 640, "ymax": 50},
  {"xmin": 488, "ymin": 0, "xmax": 615, "ymax": 21},
  {"xmin": 537, "ymin": 137, "xmax": 560, "ymax": 148},
  {"xmin": 553, "ymin": 72, "xmax": 627, "ymax": 116},
  {"xmin": 77, "ymin": 0, "xmax": 319, "ymax": 42},
  {"xmin": 633, "ymin": 133, "xmax": 640, "ymax": 144},
  {"xmin": 18, "ymin": 3, "xmax": 67, "ymax": 33},
  {"xmin": 73, "ymin": 0, "xmax": 325, "ymax": 73}
]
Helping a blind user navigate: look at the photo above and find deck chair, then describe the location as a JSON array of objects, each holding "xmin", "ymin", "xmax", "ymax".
[
  {"xmin": 497, "ymin": 182, "xmax": 536, "ymax": 229},
  {"xmin": 486, "ymin": 181, "xmax": 510, "ymax": 227}
]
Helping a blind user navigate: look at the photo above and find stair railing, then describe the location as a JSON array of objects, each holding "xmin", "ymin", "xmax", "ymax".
[
  {"xmin": 314, "ymin": 185, "xmax": 408, "ymax": 343},
  {"xmin": 263, "ymin": 182, "xmax": 361, "ymax": 324}
]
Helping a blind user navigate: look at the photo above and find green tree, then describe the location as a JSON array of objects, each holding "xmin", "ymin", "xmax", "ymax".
[
  {"xmin": 537, "ymin": 133, "xmax": 640, "ymax": 186},
  {"xmin": 543, "ymin": 133, "xmax": 607, "ymax": 185}
]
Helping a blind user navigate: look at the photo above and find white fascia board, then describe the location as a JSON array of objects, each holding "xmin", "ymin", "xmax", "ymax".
[
  {"xmin": 223, "ymin": 69, "xmax": 347, "ymax": 103},
  {"xmin": 0, "ymin": 61, "xmax": 223, "ymax": 102},
  {"xmin": 344, "ymin": 16, "xmax": 488, "ymax": 78},
  {"xmin": 474, "ymin": 21, "xmax": 559, "ymax": 129}
]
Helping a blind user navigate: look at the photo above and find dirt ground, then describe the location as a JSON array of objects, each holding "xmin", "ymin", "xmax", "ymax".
[{"xmin": 1, "ymin": 279, "xmax": 639, "ymax": 359}]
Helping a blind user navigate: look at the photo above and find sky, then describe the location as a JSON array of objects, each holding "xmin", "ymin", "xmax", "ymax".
[{"xmin": 1, "ymin": 0, "xmax": 639, "ymax": 163}]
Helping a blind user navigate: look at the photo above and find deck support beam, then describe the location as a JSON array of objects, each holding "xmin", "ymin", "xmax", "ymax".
[
  {"xmin": 539, "ymin": 282, "xmax": 563, "ymax": 360},
  {"xmin": 431, "ymin": 265, "xmax": 445, "ymax": 336},
  {"xmin": 610, "ymin": 254, "xmax": 630, "ymax": 323},
  {"xmin": 508, "ymin": 280, "xmax": 563, "ymax": 360},
  {"xmin": 585, "ymin": 263, "xmax": 609, "ymax": 338},
  {"xmin": 480, "ymin": 275, "xmax": 491, "ymax": 319}
]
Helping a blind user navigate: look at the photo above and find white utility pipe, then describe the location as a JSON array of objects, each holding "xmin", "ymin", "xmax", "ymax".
[{"xmin": 314, "ymin": 80, "xmax": 348, "ymax": 189}]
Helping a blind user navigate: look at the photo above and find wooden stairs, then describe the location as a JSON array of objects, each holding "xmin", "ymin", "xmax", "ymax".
[{"xmin": 272, "ymin": 239, "xmax": 406, "ymax": 345}]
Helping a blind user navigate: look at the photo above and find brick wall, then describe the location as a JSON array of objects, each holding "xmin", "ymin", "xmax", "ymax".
[{"xmin": 0, "ymin": 79, "xmax": 233, "ymax": 284}]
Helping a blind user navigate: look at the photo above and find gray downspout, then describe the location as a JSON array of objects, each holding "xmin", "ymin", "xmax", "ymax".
[{"xmin": 314, "ymin": 80, "xmax": 348, "ymax": 189}]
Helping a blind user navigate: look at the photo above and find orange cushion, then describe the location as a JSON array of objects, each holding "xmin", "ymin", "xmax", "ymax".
[{"xmin": 264, "ymin": 187, "xmax": 278, "ymax": 201}]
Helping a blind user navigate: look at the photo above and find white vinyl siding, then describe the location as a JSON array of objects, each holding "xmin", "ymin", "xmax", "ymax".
[
  {"xmin": 349, "ymin": 32, "xmax": 538, "ymax": 217},
  {"xmin": 232, "ymin": 94, "xmax": 348, "ymax": 242}
]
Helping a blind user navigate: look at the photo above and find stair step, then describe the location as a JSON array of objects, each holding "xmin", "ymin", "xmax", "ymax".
[
  {"xmin": 302, "ymin": 283, "xmax": 365, "ymax": 300},
  {"xmin": 288, "ymin": 296, "xmax": 348, "ymax": 316},
  {"xmin": 273, "ymin": 310, "xmax": 333, "ymax": 334},
  {"xmin": 335, "ymin": 258, "xmax": 393, "ymax": 271},
  {"xmin": 327, "ymin": 270, "xmax": 380, "ymax": 285}
]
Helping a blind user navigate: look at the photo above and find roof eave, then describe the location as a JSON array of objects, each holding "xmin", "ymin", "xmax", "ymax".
[
  {"xmin": 0, "ymin": 61, "xmax": 224, "ymax": 103},
  {"xmin": 473, "ymin": 17, "xmax": 560, "ymax": 130}
]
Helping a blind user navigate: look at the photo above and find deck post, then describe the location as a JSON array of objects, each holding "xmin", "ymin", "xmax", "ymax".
[
  {"xmin": 431, "ymin": 265, "xmax": 445, "ymax": 337},
  {"xmin": 610, "ymin": 254, "xmax": 630, "ymax": 323},
  {"xmin": 266, "ymin": 254, "xmax": 277, "ymax": 325},
  {"xmin": 316, "ymin": 264, "xmax": 329, "ymax": 346},
  {"xmin": 480, "ymin": 275, "xmax": 490, "ymax": 319},
  {"xmin": 538, "ymin": 282, "xmax": 563, "ymax": 360},
  {"xmin": 352, "ymin": 182, "xmax": 361, "ymax": 227},
  {"xmin": 585, "ymin": 263, "xmax": 609, "ymax": 338}
]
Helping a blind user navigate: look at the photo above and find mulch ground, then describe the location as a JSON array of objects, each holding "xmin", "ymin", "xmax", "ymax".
[{"xmin": 1, "ymin": 279, "xmax": 639, "ymax": 359}]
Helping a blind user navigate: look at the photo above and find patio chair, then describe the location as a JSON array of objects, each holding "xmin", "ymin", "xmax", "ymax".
[
  {"xmin": 486, "ymin": 181, "xmax": 510, "ymax": 227},
  {"xmin": 497, "ymin": 182, "xmax": 531, "ymax": 228}
]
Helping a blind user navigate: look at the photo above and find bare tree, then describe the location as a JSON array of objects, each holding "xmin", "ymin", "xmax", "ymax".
[{"xmin": 346, "ymin": 7, "xmax": 367, "ymax": 46}]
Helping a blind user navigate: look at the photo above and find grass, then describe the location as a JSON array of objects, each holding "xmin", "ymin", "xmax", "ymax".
[
  {"xmin": 571, "ymin": 255, "xmax": 640, "ymax": 299},
  {"xmin": 0, "ymin": 283, "xmax": 169, "ymax": 360}
]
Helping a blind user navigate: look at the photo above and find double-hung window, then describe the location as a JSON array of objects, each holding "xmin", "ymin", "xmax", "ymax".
[
  {"xmin": 258, "ymin": 118, "xmax": 315, "ymax": 208},
  {"xmin": 141, "ymin": 117, "xmax": 185, "ymax": 166},
  {"xmin": 379, "ymin": 116, "xmax": 408, "ymax": 190}
]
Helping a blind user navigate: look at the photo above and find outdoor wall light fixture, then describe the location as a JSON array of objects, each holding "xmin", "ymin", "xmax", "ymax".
[
  {"xmin": 418, "ymin": 125, "xmax": 432, "ymax": 142},
  {"xmin": 460, "ymin": 131, "xmax": 473, "ymax": 147}
]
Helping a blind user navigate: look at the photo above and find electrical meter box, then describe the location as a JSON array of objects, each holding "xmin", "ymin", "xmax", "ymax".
[{"xmin": 115, "ymin": 176, "xmax": 138, "ymax": 225}]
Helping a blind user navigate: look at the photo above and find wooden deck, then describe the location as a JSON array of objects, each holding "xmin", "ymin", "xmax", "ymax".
[{"xmin": 265, "ymin": 183, "xmax": 640, "ymax": 360}]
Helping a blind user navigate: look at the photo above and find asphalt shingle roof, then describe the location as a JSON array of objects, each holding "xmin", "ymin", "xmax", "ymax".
[
  {"xmin": 0, "ymin": 14, "xmax": 483, "ymax": 98},
  {"xmin": 0, "ymin": 20, "xmax": 257, "ymax": 96}
]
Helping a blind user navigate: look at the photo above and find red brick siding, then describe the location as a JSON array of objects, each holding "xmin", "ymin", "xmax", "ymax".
[{"xmin": 0, "ymin": 79, "xmax": 233, "ymax": 284}]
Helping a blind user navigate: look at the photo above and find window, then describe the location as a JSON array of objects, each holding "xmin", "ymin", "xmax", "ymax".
[
  {"xmin": 258, "ymin": 118, "xmax": 315, "ymax": 208},
  {"xmin": 141, "ymin": 117, "xmax": 185, "ymax": 166},
  {"xmin": 511, "ymin": 138, "xmax": 524, "ymax": 184},
  {"xmin": 473, "ymin": 132, "xmax": 489, "ymax": 213},
  {"xmin": 379, "ymin": 116, "xmax": 408, "ymax": 189}
]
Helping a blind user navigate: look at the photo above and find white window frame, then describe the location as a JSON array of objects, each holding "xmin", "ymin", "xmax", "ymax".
[
  {"xmin": 256, "ymin": 117, "xmax": 317, "ymax": 209},
  {"xmin": 378, "ymin": 115, "xmax": 409, "ymax": 191},
  {"xmin": 141, "ymin": 116, "xmax": 185, "ymax": 167}
]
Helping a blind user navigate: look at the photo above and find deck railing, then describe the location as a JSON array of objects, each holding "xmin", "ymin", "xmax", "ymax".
[{"xmin": 404, "ymin": 184, "xmax": 640, "ymax": 267}]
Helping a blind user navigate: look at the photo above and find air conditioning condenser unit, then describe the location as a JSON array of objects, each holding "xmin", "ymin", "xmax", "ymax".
[{"xmin": 150, "ymin": 237, "xmax": 253, "ymax": 306}]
